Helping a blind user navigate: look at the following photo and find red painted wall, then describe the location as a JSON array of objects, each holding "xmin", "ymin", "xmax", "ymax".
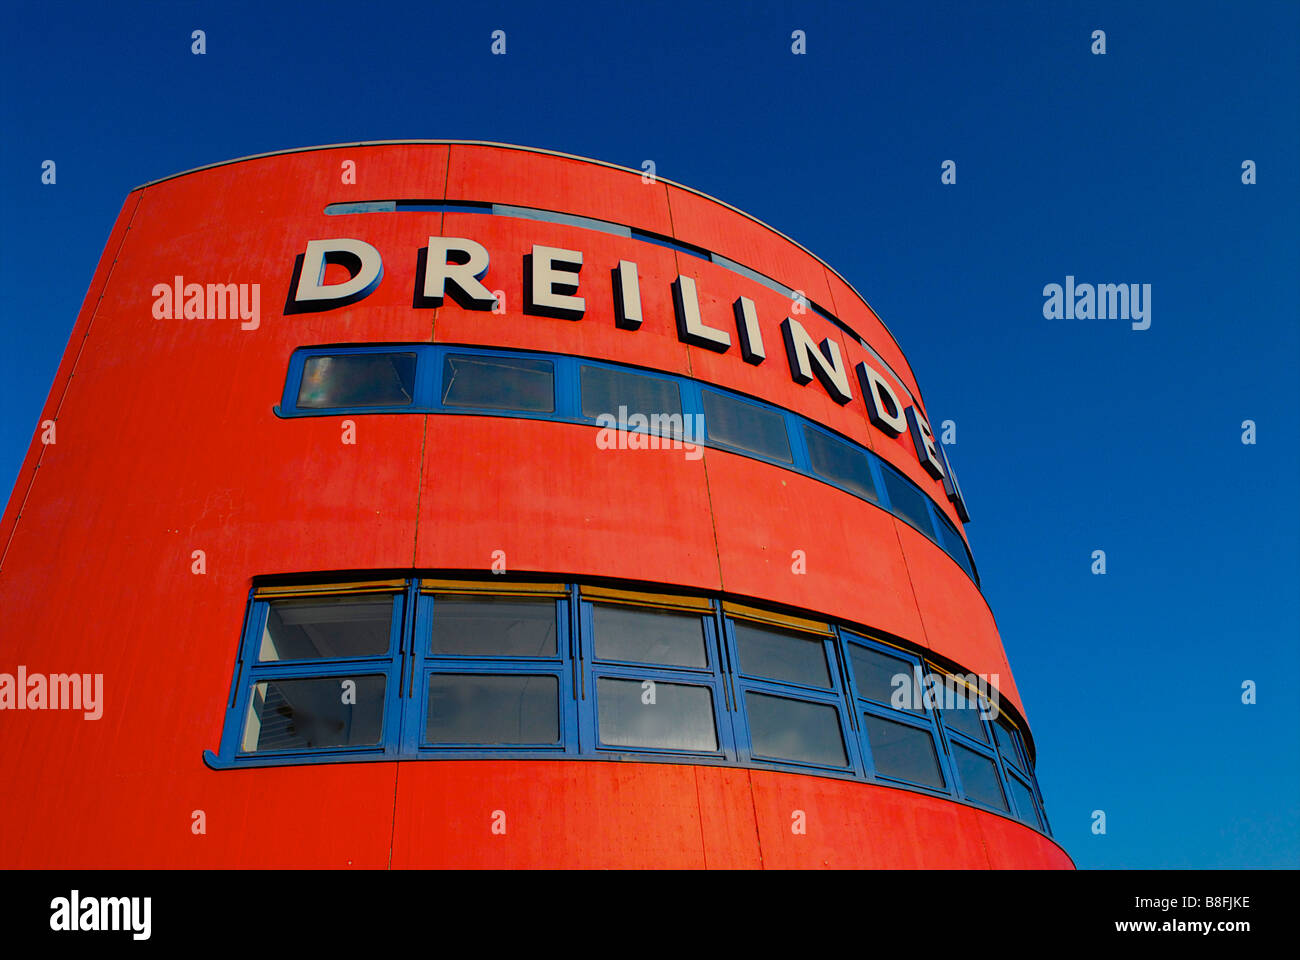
[{"xmin": 0, "ymin": 142, "xmax": 1070, "ymax": 868}]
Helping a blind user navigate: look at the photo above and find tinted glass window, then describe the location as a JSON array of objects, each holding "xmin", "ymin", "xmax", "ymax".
[
  {"xmin": 733, "ymin": 621, "xmax": 831, "ymax": 688},
  {"xmin": 953, "ymin": 743, "xmax": 1008, "ymax": 811},
  {"xmin": 993, "ymin": 717, "xmax": 1024, "ymax": 768},
  {"xmin": 429, "ymin": 596, "xmax": 556, "ymax": 657},
  {"xmin": 298, "ymin": 353, "xmax": 416, "ymax": 409},
  {"xmin": 881, "ymin": 465, "xmax": 934, "ymax": 539},
  {"xmin": 847, "ymin": 641, "xmax": 922, "ymax": 711},
  {"xmin": 862, "ymin": 713, "xmax": 945, "ymax": 789},
  {"xmin": 425, "ymin": 674, "xmax": 559, "ymax": 744},
  {"xmin": 592, "ymin": 604, "xmax": 707, "ymax": 668},
  {"xmin": 259, "ymin": 596, "xmax": 393, "ymax": 661},
  {"xmin": 935, "ymin": 514, "xmax": 974, "ymax": 577},
  {"xmin": 242, "ymin": 676, "xmax": 385, "ymax": 752},
  {"xmin": 597, "ymin": 678, "xmax": 717, "ymax": 751},
  {"xmin": 803, "ymin": 426, "xmax": 877, "ymax": 502},
  {"xmin": 745, "ymin": 692, "xmax": 847, "ymax": 767},
  {"xmin": 942, "ymin": 698, "xmax": 990, "ymax": 743},
  {"xmin": 441, "ymin": 354, "xmax": 554, "ymax": 412},
  {"xmin": 580, "ymin": 365, "xmax": 683, "ymax": 428},
  {"xmin": 1009, "ymin": 773, "xmax": 1042, "ymax": 829},
  {"xmin": 702, "ymin": 390, "xmax": 792, "ymax": 463}
]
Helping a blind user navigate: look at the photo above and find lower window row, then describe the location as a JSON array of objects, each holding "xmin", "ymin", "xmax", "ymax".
[{"xmin": 214, "ymin": 578, "xmax": 1050, "ymax": 835}]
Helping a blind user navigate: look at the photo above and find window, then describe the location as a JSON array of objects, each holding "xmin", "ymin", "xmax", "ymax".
[
  {"xmin": 242, "ymin": 675, "xmax": 386, "ymax": 752},
  {"xmin": 597, "ymin": 678, "xmax": 717, "ymax": 751},
  {"xmin": 416, "ymin": 589, "xmax": 568, "ymax": 751},
  {"xmin": 441, "ymin": 354, "xmax": 554, "ymax": 412},
  {"xmin": 425, "ymin": 674, "xmax": 559, "ymax": 745},
  {"xmin": 744, "ymin": 692, "xmax": 847, "ymax": 768},
  {"xmin": 428, "ymin": 596, "xmax": 558, "ymax": 658},
  {"xmin": 844, "ymin": 634, "xmax": 949, "ymax": 792},
  {"xmin": 580, "ymin": 364, "xmax": 683, "ymax": 430},
  {"xmin": 952, "ymin": 742, "xmax": 1009, "ymax": 811},
  {"xmin": 583, "ymin": 593, "xmax": 724, "ymax": 757},
  {"xmin": 732, "ymin": 620, "xmax": 831, "ymax": 689},
  {"xmin": 297, "ymin": 353, "xmax": 416, "ymax": 409},
  {"xmin": 230, "ymin": 584, "xmax": 404, "ymax": 758},
  {"xmin": 860, "ymin": 713, "xmax": 945, "ymax": 789},
  {"xmin": 934, "ymin": 513, "xmax": 975, "ymax": 578},
  {"xmin": 727, "ymin": 610, "xmax": 850, "ymax": 770},
  {"xmin": 802, "ymin": 425, "xmax": 877, "ymax": 502},
  {"xmin": 1008, "ymin": 771, "xmax": 1043, "ymax": 829},
  {"xmin": 880, "ymin": 464, "xmax": 935, "ymax": 539},
  {"xmin": 591, "ymin": 603, "xmax": 708, "ymax": 669},
  {"xmin": 846, "ymin": 640, "xmax": 922, "ymax": 712},
  {"xmin": 216, "ymin": 578, "xmax": 1050, "ymax": 836},
  {"xmin": 702, "ymin": 389, "xmax": 792, "ymax": 463}
]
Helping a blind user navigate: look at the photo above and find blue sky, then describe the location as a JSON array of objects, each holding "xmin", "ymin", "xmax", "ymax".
[{"xmin": 2, "ymin": 0, "xmax": 1296, "ymax": 868}]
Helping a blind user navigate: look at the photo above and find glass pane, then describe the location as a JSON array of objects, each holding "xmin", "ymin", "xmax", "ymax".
[
  {"xmin": 862, "ymin": 713, "xmax": 946, "ymax": 789},
  {"xmin": 430, "ymin": 596, "xmax": 557, "ymax": 657},
  {"xmin": 993, "ymin": 717, "xmax": 1024, "ymax": 768},
  {"xmin": 297, "ymin": 353, "xmax": 416, "ymax": 409},
  {"xmin": 1009, "ymin": 774, "xmax": 1043, "ymax": 829},
  {"xmin": 953, "ymin": 743, "xmax": 1008, "ymax": 811},
  {"xmin": 745, "ymin": 692, "xmax": 847, "ymax": 767},
  {"xmin": 592, "ymin": 604, "xmax": 707, "ymax": 668},
  {"xmin": 242, "ymin": 676, "xmax": 385, "ymax": 752},
  {"xmin": 881, "ymin": 466, "xmax": 935, "ymax": 539},
  {"xmin": 441, "ymin": 354, "xmax": 554, "ymax": 412},
  {"xmin": 847, "ymin": 642, "xmax": 922, "ymax": 711},
  {"xmin": 580, "ymin": 365, "xmax": 683, "ymax": 429},
  {"xmin": 597, "ymin": 678, "xmax": 717, "ymax": 751},
  {"xmin": 935, "ymin": 514, "xmax": 975, "ymax": 577},
  {"xmin": 939, "ymin": 677, "xmax": 991, "ymax": 742},
  {"xmin": 259, "ymin": 596, "xmax": 393, "ymax": 661},
  {"xmin": 702, "ymin": 390, "xmax": 792, "ymax": 463},
  {"xmin": 942, "ymin": 702, "xmax": 990, "ymax": 743},
  {"xmin": 733, "ymin": 621, "xmax": 831, "ymax": 688},
  {"xmin": 803, "ymin": 426, "xmax": 877, "ymax": 502},
  {"xmin": 425, "ymin": 674, "xmax": 559, "ymax": 744}
]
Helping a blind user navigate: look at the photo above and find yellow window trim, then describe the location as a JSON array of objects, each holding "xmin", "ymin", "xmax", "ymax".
[
  {"xmin": 722, "ymin": 601, "xmax": 832, "ymax": 636},
  {"xmin": 844, "ymin": 630, "xmax": 915, "ymax": 659},
  {"xmin": 254, "ymin": 579, "xmax": 406, "ymax": 600},
  {"xmin": 581, "ymin": 585, "xmax": 712, "ymax": 613},
  {"xmin": 419, "ymin": 578, "xmax": 567, "ymax": 598},
  {"xmin": 924, "ymin": 665, "xmax": 1008, "ymax": 715}
]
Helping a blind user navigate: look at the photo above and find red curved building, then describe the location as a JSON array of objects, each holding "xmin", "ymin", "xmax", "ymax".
[{"xmin": 0, "ymin": 141, "xmax": 1072, "ymax": 868}]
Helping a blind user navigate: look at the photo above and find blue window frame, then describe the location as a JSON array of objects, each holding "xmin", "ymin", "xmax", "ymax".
[
  {"xmin": 578, "ymin": 590, "xmax": 733, "ymax": 761},
  {"xmin": 215, "ymin": 581, "xmax": 410, "ymax": 765},
  {"xmin": 274, "ymin": 344, "xmax": 979, "ymax": 588},
  {"xmin": 405, "ymin": 583, "xmax": 576, "ymax": 756},
  {"xmin": 207, "ymin": 576, "xmax": 1052, "ymax": 838},
  {"xmin": 723, "ymin": 608, "xmax": 856, "ymax": 773},
  {"xmin": 841, "ymin": 632, "xmax": 950, "ymax": 794}
]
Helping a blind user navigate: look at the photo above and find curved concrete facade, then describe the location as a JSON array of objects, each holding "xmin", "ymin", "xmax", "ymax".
[{"xmin": 0, "ymin": 142, "xmax": 1072, "ymax": 868}]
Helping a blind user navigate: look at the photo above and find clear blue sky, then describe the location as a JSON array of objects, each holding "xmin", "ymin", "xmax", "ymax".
[{"xmin": 2, "ymin": 1, "xmax": 1296, "ymax": 868}]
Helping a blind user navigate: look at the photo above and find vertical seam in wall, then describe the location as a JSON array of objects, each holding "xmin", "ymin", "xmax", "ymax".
[
  {"xmin": 664, "ymin": 185, "xmax": 726, "ymax": 593},
  {"xmin": 746, "ymin": 769, "xmax": 765, "ymax": 869},
  {"xmin": 0, "ymin": 190, "xmax": 143, "ymax": 573},
  {"xmin": 692, "ymin": 767, "xmax": 709, "ymax": 869},
  {"xmin": 412, "ymin": 184, "xmax": 448, "ymax": 566},
  {"xmin": 387, "ymin": 762, "xmax": 401, "ymax": 869},
  {"xmin": 411, "ymin": 415, "xmax": 430, "ymax": 567},
  {"xmin": 890, "ymin": 519, "xmax": 932, "ymax": 650}
]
